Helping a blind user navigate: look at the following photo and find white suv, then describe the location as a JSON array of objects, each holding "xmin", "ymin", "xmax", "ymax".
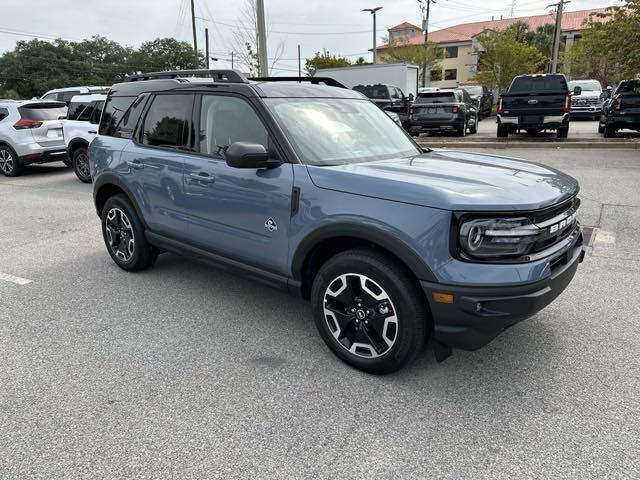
[
  {"xmin": 41, "ymin": 86, "xmax": 109, "ymax": 105},
  {"xmin": 64, "ymin": 94, "xmax": 105, "ymax": 182},
  {"xmin": 0, "ymin": 100, "xmax": 69, "ymax": 177}
]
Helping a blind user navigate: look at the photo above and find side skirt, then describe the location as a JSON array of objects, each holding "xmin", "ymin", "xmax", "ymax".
[{"xmin": 145, "ymin": 231, "xmax": 300, "ymax": 296}]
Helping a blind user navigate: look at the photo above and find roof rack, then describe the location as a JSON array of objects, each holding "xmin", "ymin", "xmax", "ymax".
[
  {"xmin": 248, "ymin": 76, "xmax": 346, "ymax": 89},
  {"xmin": 124, "ymin": 69, "xmax": 249, "ymax": 83}
]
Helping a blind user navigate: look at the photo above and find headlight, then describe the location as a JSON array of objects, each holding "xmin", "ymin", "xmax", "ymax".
[{"xmin": 459, "ymin": 217, "xmax": 539, "ymax": 259}]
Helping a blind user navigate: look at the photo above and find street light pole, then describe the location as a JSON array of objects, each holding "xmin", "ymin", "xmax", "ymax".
[
  {"xmin": 363, "ymin": 7, "xmax": 383, "ymax": 64},
  {"xmin": 419, "ymin": 0, "xmax": 434, "ymax": 88},
  {"xmin": 256, "ymin": 0, "xmax": 269, "ymax": 76}
]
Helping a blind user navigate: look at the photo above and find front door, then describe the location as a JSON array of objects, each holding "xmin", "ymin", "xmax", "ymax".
[{"xmin": 182, "ymin": 94, "xmax": 293, "ymax": 275}]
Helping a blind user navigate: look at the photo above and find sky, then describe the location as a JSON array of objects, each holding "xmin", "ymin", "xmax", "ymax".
[{"xmin": 0, "ymin": 0, "xmax": 618, "ymax": 74}]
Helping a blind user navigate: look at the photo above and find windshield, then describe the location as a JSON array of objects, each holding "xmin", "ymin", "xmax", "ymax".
[
  {"xmin": 568, "ymin": 80, "xmax": 602, "ymax": 92},
  {"xmin": 462, "ymin": 86, "xmax": 483, "ymax": 96},
  {"xmin": 415, "ymin": 92, "xmax": 456, "ymax": 104},
  {"xmin": 265, "ymin": 98, "xmax": 420, "ymax": 166}
]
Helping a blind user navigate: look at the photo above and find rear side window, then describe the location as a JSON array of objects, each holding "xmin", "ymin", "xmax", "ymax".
[
  {"xmin": 60, "ymin": 91, "xmax": 82, "ymax": 104},
  {"xmin": 77, "ymin": 103, "xmax": 95, "ymax": 122},
  {"xmin": 354, "ymin": 85, "xmax": 389, "ymax": 100},
  {"xmin": 90, "ymin": 101, "xmax": 104, "ymax": 125},
  {"xmin": 415, "ymin": 92, "xmax": 456, "ymax": 104},
  {"xmin": 99, "ymin": 96, "xmax": 136, "ymax": 136},
  {"xmin": 18, "ymin": 103, "xmax": 67, "ymax": 120},
  {"xmin": 509, "ymin": 75, "xmax": 568, "ymax": 93},
  {"xmin": 141, "ymin": 94, "xmax": 192, "ymax": 148}
]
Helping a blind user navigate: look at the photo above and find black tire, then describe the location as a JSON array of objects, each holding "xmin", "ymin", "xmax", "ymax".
[
  {"xmin": 604, "ymin": 123, "xmax": 616, "ymax": 138},
  {"xmin": 497, "ymin": 124, "xmax": 508, "ymax": 138},
  {"xmin": 311, "ymin": 248, "xmax": 428, "ymax": 374},
  {"xmin": 469, "ymin": 116, "xmax": 478, "ymax": 134},
  {"xmin": 557, "ymin": 126, "xmax": 569, "ymax": 139},
  {"xmin": 72, "ymin": 146, "xmax": 92, "ymax": 183},
  {"xmin": 0, "ymin": 144, "xmax": 22, "ymax": 177},
  {"xmin": 598, "ymin": 123, "xmax": 605, "ymax": 134},
  {"xmin": 456, "ymin": 120, "xmax": 467, "ymax": 137},
  {"xmin": 101, "ymin": 194, "xmax": 157, "ymax": 272}
]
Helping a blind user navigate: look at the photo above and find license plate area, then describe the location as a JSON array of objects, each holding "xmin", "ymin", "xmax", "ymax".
[{"xmin": 520, "ymin": 115, "xmax": 543, "ymax": 124}]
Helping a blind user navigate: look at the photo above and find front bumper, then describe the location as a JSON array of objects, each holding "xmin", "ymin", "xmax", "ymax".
[{"xmin": 421, "ymin": 230, "xmax": 585, "ymax": 351}]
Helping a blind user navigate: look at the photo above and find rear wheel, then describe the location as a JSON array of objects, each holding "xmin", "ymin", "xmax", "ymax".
[
  {"xmin": 72, "ymin": 147, "xmax": 92, "ymax": 183},
  {"xmin": 456, "ymin": 120, "xmax": 467, "ymax": 137},
  {"xmin": 311, "ymin": 249, "xmax": 428, "ymax": 374},
  {"xmin": 101, "ymin": 194, "xmax": 157, "ymax": 272},
  {"xmin": 557, "ymin": 126, "xmax": 569, "ymax": 138},
  {"xmin": 598, "ymin": 123, "xmax": 605, "ymax": 134},
  {"xmin": 497, "ymin": 124, "xmax": 508, "ymax": 138},
  {"xmin": 0, "ymin": 145, "xmax": 21, "ymax": 177}
]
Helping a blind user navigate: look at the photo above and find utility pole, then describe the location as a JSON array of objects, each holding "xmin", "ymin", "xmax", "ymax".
[
  {"xmin": 419, "ymin": 0, "xmax": 433, "ymax": 87},
  {"xmin": 362, "ymin": 7, "xmax": 383, "ymax": 64},
  {"xmin": 205, "ymin": 28, "xmax": 210, "ymax": 69},
  {"xmin": 190, "ymin": 0, "xmax": 198, "ymax": 68},
  {"xmin": 548, "ymin": 0, "xmax": 569, "ymax": 73},
  {"xmin": 256, "ymin": 0, "xmax": 269, "ymax": 76},
  {"xmin": 298, "ymin": 44, "xmax": 302, "ymax": 78},
  {"xmin": 231, "ymin": 51, "xmax": 234, "ymax": 70}
]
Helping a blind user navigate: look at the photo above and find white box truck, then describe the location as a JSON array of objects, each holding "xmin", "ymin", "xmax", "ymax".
[{"xmin": 315, "ymin": 63, "xmax": 420, "ymax": 99}]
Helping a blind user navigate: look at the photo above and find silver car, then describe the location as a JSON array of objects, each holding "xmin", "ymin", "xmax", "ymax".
[{"xmin": 0, "ymin": 99, "xmax": 68, "ymax": 176}]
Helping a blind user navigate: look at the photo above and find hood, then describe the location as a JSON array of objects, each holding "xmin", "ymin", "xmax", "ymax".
[{"xmin": 306, "ymin": 149, "xmax": 579, "ymax": 211}]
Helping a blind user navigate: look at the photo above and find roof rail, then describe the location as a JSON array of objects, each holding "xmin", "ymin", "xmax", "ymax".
[
  {"xmin": 248, "ymin": 76, "xmax": 347, "ymax": 89},
  {"xmin": 124, "ymin": 69, "xmax": 249, "ymax": 83}
]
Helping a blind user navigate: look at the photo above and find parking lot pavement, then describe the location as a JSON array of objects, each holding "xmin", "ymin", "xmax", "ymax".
[{"xmin": 1, "ymin": 151, "xmax": 639, "ymax": 479}]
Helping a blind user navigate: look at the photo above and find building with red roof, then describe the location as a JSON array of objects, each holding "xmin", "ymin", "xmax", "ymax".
[{"xmin": 376, "ymin": 8, "xmax": 609, "ymax": 87}]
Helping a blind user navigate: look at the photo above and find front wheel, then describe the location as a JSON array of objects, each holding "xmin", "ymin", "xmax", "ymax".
[
  {"xmin": 72, "ymin": 147, "xmax": 92, "ymax": 183},
  {"xmin": 604, "ymin": 123, "xmax": 616, "ymax": 138},
  {"xmin": 311, "ymin": 249, "xmax": 428, "ymax": 374},
  {"xmin": 497, "ymin": 124, "xmax": 508, "ymax": 138},
  {"xmin": 101, "ymin": 194, "xmax": 157, "ymax": 272}
]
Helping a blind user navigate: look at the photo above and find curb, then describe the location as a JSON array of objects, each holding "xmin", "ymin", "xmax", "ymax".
[{"xmin": 417, "ymin": 140, "xmax": 640, "ymax": 149}]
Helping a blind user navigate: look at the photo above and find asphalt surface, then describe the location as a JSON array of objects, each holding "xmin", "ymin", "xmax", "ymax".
[{"xmin": 1, "ymin": 149, "xmax": 639, "ymax": 479}]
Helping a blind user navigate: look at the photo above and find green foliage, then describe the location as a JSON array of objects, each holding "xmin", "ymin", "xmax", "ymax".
[
  {"xmin": 1, "ymin": 89, "xmax": 20, "ymax": 99},
  {"xmin": 566, "ymin": 0, "xmax": 640, "ymax": 86},
  {"xmin": 305, "ymin": 52, "xmax": 352, "ymax": 75},
  {"xmin": 0, "ymin": 36, "xmax": 202, "ymax": 98},
  {"xmin": 475, "ymin": 24, "xmax": 549, "ymax": 91}
]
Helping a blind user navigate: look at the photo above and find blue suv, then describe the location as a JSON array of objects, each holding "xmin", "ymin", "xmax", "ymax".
[{"xmin": 91, "ymin": 70, "xmax": 585, "ymax": 374}]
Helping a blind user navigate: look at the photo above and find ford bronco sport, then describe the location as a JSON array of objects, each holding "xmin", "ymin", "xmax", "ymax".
[{"xmin": 90, "ymin": 70, "xmax": 585, "ymax": 374}]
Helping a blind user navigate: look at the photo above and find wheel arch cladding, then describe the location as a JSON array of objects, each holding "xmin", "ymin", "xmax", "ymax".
[
  {"xmin": 94, "ymin": 181, "xmax": 149, "ymax": 230},
  {"xmin": 68, "ymin": 139, "xmax": 89, "ymax": 156},
  {"xmin": 292, "ymin": 223, "xmax": 437, "ymax": 300}
]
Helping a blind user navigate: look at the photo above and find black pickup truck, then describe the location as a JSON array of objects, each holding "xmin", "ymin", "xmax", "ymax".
[
  {"xmin": 598, "ymin": 79, "xmax": 640, "ymax": 138},
  {"xmin": 497, "ymin": 74, "xmax": 571, "ymax": 138}
]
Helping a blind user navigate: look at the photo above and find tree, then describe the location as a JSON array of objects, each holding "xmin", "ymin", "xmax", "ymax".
[
  {"xmin": 129, "ymin": 38, "xmax": 203, "ymax": 73},
  {"xmin": 566, "ymin": 0, "xmax": 640, "ymax": 85},
  {"xmin": 228, "ymin": 0, "xmax": 284, "ymax": 75},
  {"xmin": 379, "ymin": 37, "xmax": 439, "ymax": 84},
  {"xmin": 305, "ymin": 52, "xmax": 351, "ymax": 75},
  {"xmin": 475, "ymin": 25, "xmax": 548, "ymax": 91}
]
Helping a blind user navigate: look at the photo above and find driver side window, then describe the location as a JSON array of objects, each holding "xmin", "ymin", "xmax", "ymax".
[{"xmin": 199, "ymin": 95, "xmax": 268, "ymax": 157}]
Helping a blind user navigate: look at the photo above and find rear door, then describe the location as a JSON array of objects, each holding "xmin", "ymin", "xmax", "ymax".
[
  {"xmin": 412, "ymin": 91, "xmax": 458, "ymax": 121},
  {"xmin": 18, "ymin": 102, "xmax": 67, "ymax": 148},
  {"xmin": 616, "ymin": 80, "xmax": 640, "ymax": 114}
]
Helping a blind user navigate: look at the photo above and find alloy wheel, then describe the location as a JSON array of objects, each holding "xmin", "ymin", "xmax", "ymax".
[
  {"xmin": 0, "ymin": 149, "xmax": 14, "ymax": 175},
  {"xmin": 105, "ymin": 208, "xmax": 135, "ymax": 262},
  {"xmin": 75, "ymin": 151, "xmax": 90, "ymax": 179},
  {"xmin": 323, "ymin": 273, "xmax": 398, "ymax": 358}
]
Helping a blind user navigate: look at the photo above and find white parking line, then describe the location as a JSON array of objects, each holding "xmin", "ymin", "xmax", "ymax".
[{"xmin": 0, "ymin": 272, "xmax": 32, "ymax": 285}]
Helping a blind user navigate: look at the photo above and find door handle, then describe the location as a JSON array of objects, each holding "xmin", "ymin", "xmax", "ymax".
[
  {"xmin": 189, "ymin": 172, "xmax": 215, "ymax": 184},
  {"xmin": 127, "ymin": 160, "xmax": 144, "ymax": 170},
  {"xmin": 88, "ymin": 130, "xmax": 97, "ymax": 134}
]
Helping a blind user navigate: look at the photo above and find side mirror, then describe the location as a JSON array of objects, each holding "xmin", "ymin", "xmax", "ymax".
[
  {"xmin": 600, "ymin": 92, "xmax": 609, "ymax": 100},
  {"xmin": 573, "ymin": 86, "xmax": 582, "ymax": 96},
  {"xmin": 408, "ymin": 93, "xmax": 414, "ymax": 102},
  {"xmin": 225, "ymin": 142, "xmax": 280, "ymax": 169}
]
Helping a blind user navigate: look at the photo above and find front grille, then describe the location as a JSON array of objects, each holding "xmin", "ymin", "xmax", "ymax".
[
  {"xmin": 571, "ymin": 97, "xmax": 599, "ymax": 107},
  {"xmin": 529, "ymin": 197, "xmax": 580, "ymax": 255}
]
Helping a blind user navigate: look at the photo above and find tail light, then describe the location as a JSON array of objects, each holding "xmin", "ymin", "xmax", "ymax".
[
  {"xmin": 563, "ymin": 93, "xmax": 571, "ymax": 113},
  {"xmin": 496, "ymin": 96, "xmax": 503, "ymax": 114},
  {"xmin": 452, "ymin": 104, "xmax": 461, "ymax": 113},
  {"xmin": 13, "ymin": 118, "xmax": 43, "ymax": 130},
  {"xmin": 613, "ymin": 97, "xmax": 622, "ymax": 111}
]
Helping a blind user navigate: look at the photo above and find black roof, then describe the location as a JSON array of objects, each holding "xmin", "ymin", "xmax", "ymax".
[{"xmin": 108, "ymin": 69, "xmax": 361, "ymax": 99}]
